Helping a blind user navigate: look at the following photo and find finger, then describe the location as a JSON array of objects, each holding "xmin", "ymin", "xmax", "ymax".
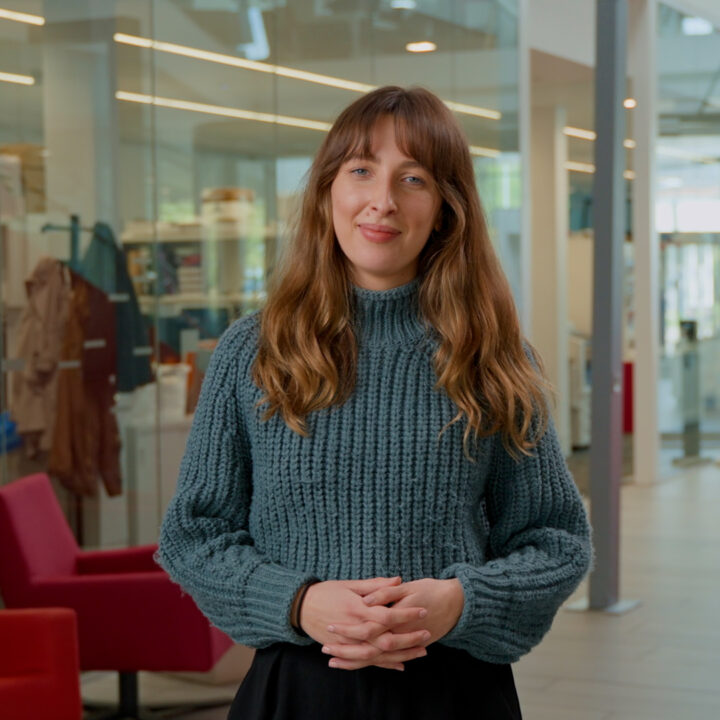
[
  {"xmin": 369, "ymin": 629, "xmax": 432, "ymax": 652},
  {"xmin": 365, "ymin": 605, "xmax": 427, "ymax": 627},
  {"xmin": 328, "ymin": 646, "xmax": 427, "ymax": 670},
  {"xmin": 329, "ymin": 658, "xmax": 404, "ymax": 671},
  {"xmin": 321, "ymin": 643, "xmax": 381, "ymax": 662},
  {"xmin": 375, "ymin": 662, "xmax": 406, "ymax": 672},
  {"xmin": 327, "ymin": 621, "xmax": 387, "ymax": 642},
  {"xmin": 342, "ymin": 576, "xmax": 402, "ymax": 595},
  {"xmin": 362, "ymin": 584, "xmax": 409, "ymax": 606}
]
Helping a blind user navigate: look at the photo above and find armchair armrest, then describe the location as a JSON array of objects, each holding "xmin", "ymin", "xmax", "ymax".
[
  {"xmin": 76, "ymin": 544, "xmax": 160, "ymax": 574},
  {"xmin": 0, "ymin": 608, "xmax": 82, "ymax": 720},
  {"xmin": 0, "ymin": 607, "xmax": 79, "ymax": 676},
  {"xmin": 29, "ymin": 573, "xmax": 228, "ymax": 671}
]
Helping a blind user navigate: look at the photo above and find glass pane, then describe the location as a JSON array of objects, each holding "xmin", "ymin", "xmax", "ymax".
[
  {"xmin": 657, "ymin": 4, "xmax": 720, "ymax": 450},
  {"xmin": 0, "ymin": 1, "xmax": 159, "ymax": 547},
  {"xmin": 1, "ymin": 0, "xmax": 520, "ymax": 547}
]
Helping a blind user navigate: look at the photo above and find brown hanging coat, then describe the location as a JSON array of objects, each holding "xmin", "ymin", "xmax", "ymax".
[
  {"xmin": 12, "ymin": 257, "xmax": 70, "ymax": 457},
  {"xmin": 48, "ymin": 270, "xmax": 122, "ymax": 497}
]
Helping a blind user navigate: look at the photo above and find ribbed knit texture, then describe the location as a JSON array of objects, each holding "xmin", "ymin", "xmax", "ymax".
[{"xmin": 156, "ymin": 277, "xmax": 592, "ymax": 664}]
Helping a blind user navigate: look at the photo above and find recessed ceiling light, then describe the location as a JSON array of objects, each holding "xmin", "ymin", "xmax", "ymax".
[
  {"xmin": 406, "ymin": 41, "xmax": 437, "ymax": 53},
  {"xmin": 623, "ymin": 98, "xmax": 637, "ymax": 109},
  {"xmin": 391, "ymin": 0, "xmax": 417, "ymax": 8},
  {"xmin": 682, "ymin": 17, "xmax": 713, "ymax": 36}
]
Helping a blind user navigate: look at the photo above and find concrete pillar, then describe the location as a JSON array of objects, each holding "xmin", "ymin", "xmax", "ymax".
[
  {"xmin": 530, "ymin": 105, "xmax": 571, "ymax": 455},
  {"xmin": 42, "ymin": 1, "xmax": 120, "ymax": 239}
]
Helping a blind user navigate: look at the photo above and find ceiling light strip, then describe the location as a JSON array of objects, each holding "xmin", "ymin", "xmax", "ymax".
[
  {"xmin": 445, "ymin": 101, "xmax": 501, "ymax": 121},
  {"xmin": 566, "ymin": 161, "xmax": 596, "ymax": 174},
  {"xmin": 564, "ymin": 126, "xmax": 597, "ymax": 141},
  {"xmin": 566, "ymin": 161, "xmax": 635, "ymax": 180},
  {"xmin": 116, "ymin": 91, "xmax": 332, "ymax": 131},
  {"xmin": 0, "ymin": 8, "xmax": 45, "ymax": 25},
  {"xmin": 117, "ymin": 91, "xmax": 503, "ymax": 159},
  {"xmin": 469, "ymin": 145, "xmax": 501, "ymax": 158},
  {"xmin": 0, "ymin": 70, "xmax": 35, "ymax": 85},
  {"xmin": 564, "ymin": 126, "xmax": 636, "ymax": 149},
  {"xmin": 113, "ymin": 33, "xmax": 501, "ymax": 120},
  {"xmin": 114, "ymin": 33, "xmax": 374, "ymax": 91}
]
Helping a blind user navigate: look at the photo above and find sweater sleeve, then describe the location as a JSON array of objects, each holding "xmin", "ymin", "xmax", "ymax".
[
  {"xmin": 438, "ymin": 411, "xmax": 593, "ymax": 663},
  {"xmin": 155, "ymin": 320, "xmax": 317, "ymax": 648}
]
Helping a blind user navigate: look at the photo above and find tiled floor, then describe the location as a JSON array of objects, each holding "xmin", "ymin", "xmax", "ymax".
[{"xmin": 83, "ymin": 450, "xmax": 720, "ymax": 719}]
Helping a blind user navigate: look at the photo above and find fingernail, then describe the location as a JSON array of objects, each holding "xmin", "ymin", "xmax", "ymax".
[
  {"xmin": 422, "ymin": 631, "xmax": 431, "ymax": 641},
  {"xmin": 395, "ymin": 665, "xmax": 404, "ymax": 671},
  {"xmin": 364, "ymin": 595, "xmax": 375, "ymax": 605},
  {"xmin": 321, "ymin": 646, "xmax": 330, "ymax": 654},
  {"xmin": 327, "ymin": 625, "xmax": 336, "ymax": 633},
  {"xmin": 419, "ymin": 609, "xmax": 428, "ymax": 618},
  {"xmin": 329, "ymin": 659, "xmax": 339, "ymax": 668}
]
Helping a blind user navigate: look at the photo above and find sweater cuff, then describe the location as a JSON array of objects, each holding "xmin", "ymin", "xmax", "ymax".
[
  {"xmin": 242, "ymin": 562, "xmax": 320, "ymax": 645},
  {"xmin": 438, "ymin": 563, "xmax": 517, "ymax": 660},
  {"xmin": 439, "ymin": 564, "xmax": 479, "ymax": 645}
]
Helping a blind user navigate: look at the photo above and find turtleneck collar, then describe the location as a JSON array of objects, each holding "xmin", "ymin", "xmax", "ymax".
[{"xmin": 350, "ymin": 276, "xmax": 427, "ymax": 346}]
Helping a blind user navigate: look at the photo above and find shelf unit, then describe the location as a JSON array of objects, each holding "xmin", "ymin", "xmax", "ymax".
[{"xmin": 120, "ymin": 221, "xmax": 269, "ymax": 314}]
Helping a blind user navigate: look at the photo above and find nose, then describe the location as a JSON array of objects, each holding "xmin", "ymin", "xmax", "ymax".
[{"xmin": 369, "ymin": 177, "xmax": 397, "ymax": 214}]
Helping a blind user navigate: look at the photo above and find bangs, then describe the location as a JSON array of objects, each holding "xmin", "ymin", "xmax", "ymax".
[{"xmin": 327, "ymin": 87, "xmax": 462, "ymax": 182}]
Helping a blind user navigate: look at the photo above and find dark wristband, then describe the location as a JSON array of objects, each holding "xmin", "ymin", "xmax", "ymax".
[{"xmin": 292, "ymin": 578, "xmax": 320, "ymax": 637}]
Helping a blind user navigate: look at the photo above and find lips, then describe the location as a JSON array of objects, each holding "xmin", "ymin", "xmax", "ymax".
[{"xmin": 358, "ymin": 223, "xmax": 401, "ymax": 243}]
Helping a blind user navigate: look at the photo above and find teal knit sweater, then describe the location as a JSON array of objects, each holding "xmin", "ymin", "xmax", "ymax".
[{"xmin": 156, "ymin": 277, "xmax": 592, "ymax": 664}]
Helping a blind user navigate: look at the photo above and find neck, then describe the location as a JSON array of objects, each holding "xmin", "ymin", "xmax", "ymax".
[{"xmin": 351, "ymin": 276, "xmax": 426, "ymax": 346}]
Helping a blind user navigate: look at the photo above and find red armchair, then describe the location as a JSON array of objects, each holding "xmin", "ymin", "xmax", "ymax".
[
  {"xmin": 0, "ymin": 473, "xmax": 234, "ymax": 719},
  {"xmin": 0, "ymin": 607, "xmax": 82, "ymax": 720}
]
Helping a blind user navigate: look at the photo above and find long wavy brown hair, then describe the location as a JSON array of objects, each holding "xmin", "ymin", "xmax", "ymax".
[{"xmin": 252, "ymin": 85, "xmax": 550, "ymax": 459}]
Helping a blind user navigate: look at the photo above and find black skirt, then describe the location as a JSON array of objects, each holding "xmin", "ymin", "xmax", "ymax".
[{"xmin": 227, "ymin": 641, "xmax": 522, "ymax": 720}]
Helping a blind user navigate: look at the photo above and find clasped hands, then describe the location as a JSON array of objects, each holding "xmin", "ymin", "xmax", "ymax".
[{"xmin": 298, "ymin": 576, "xmax": 464, "ymax": 672}]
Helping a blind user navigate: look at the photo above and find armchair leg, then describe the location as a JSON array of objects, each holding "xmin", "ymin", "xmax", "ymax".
[
  {"xmin": 84, "ymin": 671, "xmax": 151, "ymax": 719},
  {"xmin": 83, "ymin": 670, "xmax": 230, "ymax": 719},
  {"xmin": 119, "ymin": 672, "xmax": 139, "ymax": 717}
]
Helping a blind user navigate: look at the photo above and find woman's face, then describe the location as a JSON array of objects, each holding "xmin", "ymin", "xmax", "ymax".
[{"xmin": 330, "ymin": 116, "xmax": 442, "ymax": 291}]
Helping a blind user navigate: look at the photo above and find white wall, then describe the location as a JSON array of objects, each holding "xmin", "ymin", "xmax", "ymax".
[
  {"xmin": 568, "ymin": 232, "xmax": 594, "ymax": 338},
  {"xmin": 527, "ymin": 0, "xmax": 595, "ymax": 66}
]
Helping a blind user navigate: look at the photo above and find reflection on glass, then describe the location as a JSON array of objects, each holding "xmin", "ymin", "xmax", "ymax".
[
  {"xmin": 1, "ymin": 0, "xmax": 521, "ymax": 546},
  {"xmin": 657, "ymin": 4, "xmax": 720, "ymax": 436}
]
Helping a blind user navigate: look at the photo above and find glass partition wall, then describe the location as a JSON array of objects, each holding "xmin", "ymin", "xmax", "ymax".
[
  {"xmin": 0, "ymin": 0, "xmax": 521, "ymax": 548},
  {"xmin": 656, "ymin": 5, "xmax": 720, "ymax": 446}
]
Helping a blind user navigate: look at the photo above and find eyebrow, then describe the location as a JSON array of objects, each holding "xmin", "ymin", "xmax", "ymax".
[{"xmin": 345, "ymin": 152, "xmax": 426, "ymax": 171}]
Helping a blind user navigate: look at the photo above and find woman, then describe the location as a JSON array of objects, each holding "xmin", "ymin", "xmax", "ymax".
[{"xmin": 157, "ymin": 85, "xmax": 592, "ymax": 719}]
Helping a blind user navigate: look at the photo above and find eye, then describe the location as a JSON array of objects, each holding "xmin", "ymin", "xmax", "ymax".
[
  {"xmin": 350, "ymin": 167, "xmax": 370, "ymax": 177},
  {"xmin": 403, "ymin": 175, "xmax": 425, "ymax": 186}
]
